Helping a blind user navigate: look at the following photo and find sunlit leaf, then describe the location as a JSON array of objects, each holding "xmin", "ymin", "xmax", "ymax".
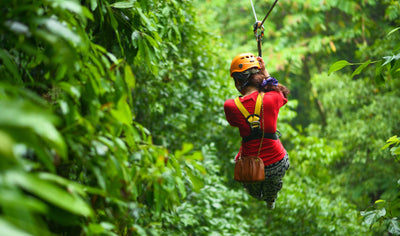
[
  {"xmin": 351, "ymin": 60, "xmax": 371, "ymax": 78},
  {"xmin": 389, "ymin": 218, "xmax": 400, "ymax": 235},
  {"xmin": 124, "ymin": 64, "xmax": 135, "ymax": 89},
  {"xmin": 361, "ymin": 208, "xmax": 386, "ymax": 226},
  {"xmin": 175, "ymin": 143, "xmax": 194, "ymax": 159},
  {"xmin": 38, "ymin": 172, "xmax": 88, "ymax": 196},
  {"xmin": 143, "ymin": 33, "xmax": 159, "ymax": 48},
  {"xmin": 0, "ymin": 218, "xmax": 31, "ymax": 236},
  {"xmin": 374, "ymin": 199, "xmax": 386, "ymax": 204},
  {"xmin": 49, "ymin": 0, "xmax": 85, "ymax": 16},
  {"xmin": 382, "ymin": 53, "xmax": 400, "ymax": 67},
  {"xmin": 328, "ymin": 60, "xmax": 351, "ymax": 75},
  {"xmin": 387, "ymin": 27, "xmax": 400, "ymax": 37},
  {"xmin": 0, "ymin": 130, "xmax": 15, "ymax": 162},
  {"xmin": 5, "ymin": 21, "xmax": 31, "ymax": 36},
  {"xmin": 110, "ymin": 1, "xmax": 136, "ymax": 9},
  {"xmin": 110, "ymin": 96, "xmax": 132, "ymax": 125},
  {"xmin": 40, "ymin": 18, "xmax": 82, "ymax": 45}
]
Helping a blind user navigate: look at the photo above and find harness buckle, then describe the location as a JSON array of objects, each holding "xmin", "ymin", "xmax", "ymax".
[
  {"xmin": 250, "ymin": 120, "xmax": 260, "ymax": 129},
  {"xmin": 246, "ymin": 114, "xmax": 261, "ymax": 130}
]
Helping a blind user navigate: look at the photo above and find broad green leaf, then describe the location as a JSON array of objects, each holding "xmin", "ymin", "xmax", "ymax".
[
  {"xmin": 351, "ymin": 60, "xmax": 371, "ymax": 78},
  {"xmin": 382, "ymin": 53, "xmax": 400, "ymax": 67},
  {"xmin": 169, "ymin": 156, "xmax": 182, "ymax": 176},
  {"xmin": 0, "ymin": 130, "xmax": 15, "ymax": 162},
  {"xmin": 0, "ymin": 100, "xmax": 66, "ymax": 158},
  {"xmin": 38, "ymin": 172, "xmax": 106, "ymax": 196},
  {"xmin": 382, "ymin": 135, "xmax": 400, "ymax": 150},
  {"xmin": 131, "ymin": 224, "xmax": 147, "ymax": 235},
  {"xmin": 0, "ymin": 188, "xmax": 48, "ymax": 214},
  {"xmin": 49, "ymin": 0, "xmax": 85, "ymax": 16},
  {"xmin": 82, "ymin": 7, "xmax": 94, "ymax": 21},
  {"xmin": 5, "ymin": 21, "xmax": 30, "ymax": 36},
  {"xmin": 0, "ymin": 49, "xmax": 22, "ymax": 84},
  {"xmin": 328, "ymin": 60, "xmax": 351, "ymax": 75},
  {"xmin": 87, "ymin": 222, "xmax": 118, "ymax": 235},
  {"xmin": 175, "ymin": 177, "xmax": 186, "ymax": 198},
  {"xmin": 389, "ymin": 218, "xmax": 400, "ymax": 235},
  {"xmin": 106, "ymin": 52, "xmax": 119, "ymax": 65},
  {"xmin": 7, "ymin": 171, "xmax": 93, "ymax": 217},
  {"xmin": 107, "ymin": 6, "xmax": 119, "ymax": 29},
  {"xmin": 175, "ymin": 143, "xmax": 194, "ymax": 159},
  {"xmin": 110, "ymin": 1, "xmax": 136, "ymax": 9},
  {"xmin": 374, "ymin": 199, "xmax": 386, "ymax": 204},
  {"xmin": 58, "ymin": 82, "xmax": 81, "ymax": 99},
  {"xmin": 131, "ymin": 31, "xmax": 140, "ymax": 48},
  {"xmin": 361, "ymin": 208, "xmax": 386, "ymax": 226},
  {"xmin": 387, "ymin": 27, "xmax": 400, "ymax": 37},
  {"xmin": 136, "ymin": 8, "xmax": 155, "ymax": 31},
  {"xmin": 89, "ymin": 0, "xmax": 98, "ymax": 11},
  {"xmin": 185, "ymin": 166, "xmax": 204, "ymax": 192},
  {"xmin": 391, "ymin": 146, "xmax": 400, "ymax": 156},
  {"xmin": 143, "ymin": 33, "xmax": 159, "ymax": 49},
  {"xmin": 171, "ymin": 21, "xmax": 181, "ymax": 42},
  {"xmin": 110, "ymin": 97, "xmax": 132, "ymax": 125},
  {"xmin": 0, "ymin": 218, "xmax": 31, "ymax": 236},
  {"xmin": 186, "ymin": 151, "xmax": 204, "ymax": 161},
  {"xmin": 124, "ymin": 64, "xmax": 136, "ymax": 89},
  {"xmin": 41, "ymin": 18, "xmax": 82, "ymax": 45}
]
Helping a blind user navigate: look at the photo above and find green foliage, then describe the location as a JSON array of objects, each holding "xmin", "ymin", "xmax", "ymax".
[
  {"xmin": 383, "ymin": 136, "xmax": 400, "ymax": 158},
  {"xmin": 0, "ymin": 0, "xmax": 212, "ymax": 234},
  {"xmin": 360, "ymin": 136, "xmax": 400, "ymax": 235},
  {"xmin": 0, "ymin": 86, "xmax": 92, "ymax": 235},
  {"xmin": 325, "ymin": 8, "xmax": 400, "ymax": 233}
]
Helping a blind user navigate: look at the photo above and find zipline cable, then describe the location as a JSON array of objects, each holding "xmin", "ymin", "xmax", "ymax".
[
  {"xmin": 250, "ymin": 0, "xmax": 258, "ymax": 22},
  {"xmin": 260, "ymin": 0, "xmax": 278, "ymax": 27},
  {"xmin": 250, "ymin": 0, "xmax": 279, "ymax": 57}
]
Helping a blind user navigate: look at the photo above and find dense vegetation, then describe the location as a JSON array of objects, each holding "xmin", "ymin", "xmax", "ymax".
[{"xmin": 0, "ymin": 0, "xmax": 399, "ymax": 235}]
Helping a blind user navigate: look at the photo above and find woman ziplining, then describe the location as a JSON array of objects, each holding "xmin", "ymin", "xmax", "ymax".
[{"xmin": 223, "ymin": 0, "xmax": 290, "ymax": 210}]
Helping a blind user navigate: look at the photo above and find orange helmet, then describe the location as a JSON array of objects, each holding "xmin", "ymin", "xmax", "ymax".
[{"xmin": 230, "ymin": 53, "xmax": 260, "ymax": 76}]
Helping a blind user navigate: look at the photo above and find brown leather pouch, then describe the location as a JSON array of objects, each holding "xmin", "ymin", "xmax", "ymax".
[{"xmin": 234, "ymin": 155, "xmax": 265, "ymax": 183}]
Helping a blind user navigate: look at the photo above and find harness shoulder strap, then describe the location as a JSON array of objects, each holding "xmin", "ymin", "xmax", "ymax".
[
  {"xmin": 254, "ymin": 92, "xmax": 264, "ymax": 116},
  {"xmin": 234, "ymin": 92, "xmax": 264, "ymax": 124},
  {"xmin": 234, "ymin": 97, "xmax": 250, "ymax": 118}
]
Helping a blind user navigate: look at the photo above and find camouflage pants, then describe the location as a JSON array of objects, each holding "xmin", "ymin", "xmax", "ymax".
[{"xmin": 242, "ymin": 153, "xmax": 290, "ymax": 203}]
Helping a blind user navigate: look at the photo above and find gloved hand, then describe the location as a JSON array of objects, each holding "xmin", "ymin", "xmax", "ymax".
[{"xmin": 256, "ymin": 56, "xmax": 270, "ymax": 78}]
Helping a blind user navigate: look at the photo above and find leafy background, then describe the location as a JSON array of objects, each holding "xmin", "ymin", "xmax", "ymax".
[{"xmin": 0, "ymin": 0, "xmax": 399, "ymax": 235}]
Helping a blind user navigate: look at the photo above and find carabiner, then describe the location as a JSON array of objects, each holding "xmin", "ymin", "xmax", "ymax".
[{"xmin": 253, "ymin": 21, "xmax": 264, "ymax": 42}]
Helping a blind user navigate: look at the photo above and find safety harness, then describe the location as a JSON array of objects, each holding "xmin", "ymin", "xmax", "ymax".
[{"xmin": 234, "ymin": 93, "xmax": 280, "ymax": 143}]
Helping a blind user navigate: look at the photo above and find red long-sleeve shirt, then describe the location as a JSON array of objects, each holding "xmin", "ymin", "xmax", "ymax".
[{"xmin": 224, "ymin": 91, "xmax": 287, "ymax": 166}]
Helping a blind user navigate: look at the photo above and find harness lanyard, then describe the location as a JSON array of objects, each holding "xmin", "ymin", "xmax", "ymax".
[
  {"xmin": 249, "ymin": 0, "xmax": 279, "ymax": 57},
  {"xmin": 256, "ymin": 93, "xmax": 265, "ymax": 158}
]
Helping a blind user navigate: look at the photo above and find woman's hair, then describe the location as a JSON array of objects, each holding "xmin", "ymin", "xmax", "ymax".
[{"xmin": 249, "ymin": 72, "xmax": 290, "ymax": 98}]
